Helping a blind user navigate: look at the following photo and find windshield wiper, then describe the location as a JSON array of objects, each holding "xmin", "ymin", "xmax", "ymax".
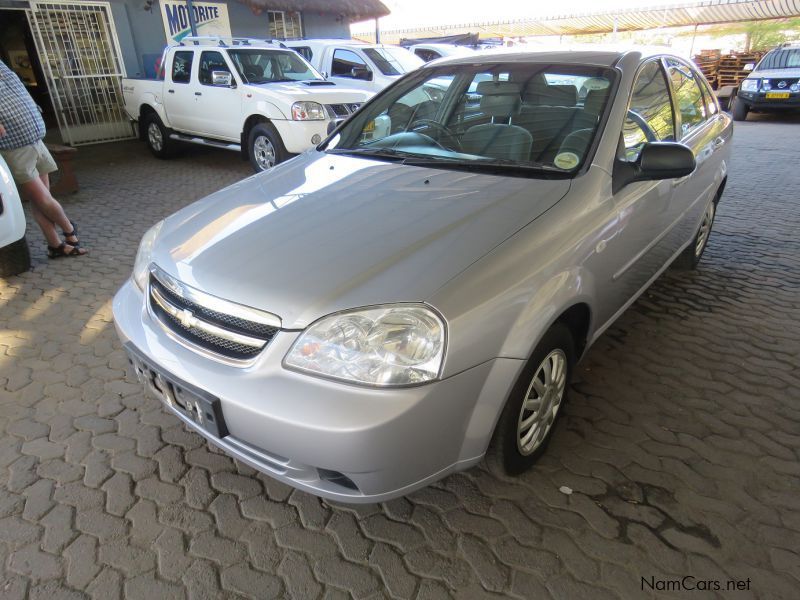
[
  {"xmin": 326, "ymin": 147, "xmax": 422, "ymax": 161},
  {"xmin": 399, "ymin": 156, "xmax": 569, "ymax": 177}
]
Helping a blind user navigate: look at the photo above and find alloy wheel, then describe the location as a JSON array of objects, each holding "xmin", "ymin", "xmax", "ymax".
[
  {"xmin": 516, "ymin": 349, "xmax": 568, "ymax": 456},
  {"xmin": 253, "ymin": 136, "xmax": 276, "ymax": 170},
  {"xmin": 147, "ymin": 122, "xmax": 163, "ymax": 152}
]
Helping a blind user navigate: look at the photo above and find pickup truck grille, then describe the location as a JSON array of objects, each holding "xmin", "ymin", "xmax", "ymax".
[
  {"xmin": 325, "ymin": 103, "xmax": 363, "ymax": 119},
  {"xmin": 148, "ymin": 268, "xmax": 280, "ymax": 361},
  {"xmin": 766, "ymin": 78, "xmax": 799, "ymax": 90}
]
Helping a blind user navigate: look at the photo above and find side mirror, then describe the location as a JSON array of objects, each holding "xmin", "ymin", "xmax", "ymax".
[
  {"xmin": 211, "ymin": 71, "xmax": 234, "ymax": 87},
  {"xmin": 743, "ymin": 63, "xmax": 755, "ymax": 72},
  {"xmin": 351, "ymin": 66, "xmax": 373, "ymax": 81},
  {"xmin": 612, "ymin": 142, "xmax": 696, "ymax": 194},
  {"xmin": 326, "ymin": 118, "xmax": 345, "ymax": 135}
]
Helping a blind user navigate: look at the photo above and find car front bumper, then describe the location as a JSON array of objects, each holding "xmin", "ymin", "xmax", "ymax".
[
  {"xmin": 737, "ymin": 90, "xmax": 800, "ymax": 110},
  {"xmin": 112, "ymin": 279, "xmax": 521, "ymax": 502},
  {"xmin": 270, "ymin": 119, "xmax": 329, "ymax": 154}
]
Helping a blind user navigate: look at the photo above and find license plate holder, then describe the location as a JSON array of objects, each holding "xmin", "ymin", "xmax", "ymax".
[
  {"xmin": 766, "ymin": 91, "xmax": 790, "ymax": 99},
  {"xmin": 126, "ymin": 345, "xmax": 228, "ymax": 438}
]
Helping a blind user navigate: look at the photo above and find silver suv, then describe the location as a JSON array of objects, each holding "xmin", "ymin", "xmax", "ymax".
[
  {"xmin": 733, "ymin": 42, "xmax": 800, "ymax": 121},
  {"xmin": 114, "ymin": 49, "xmax": 732, "ymax": 502}
]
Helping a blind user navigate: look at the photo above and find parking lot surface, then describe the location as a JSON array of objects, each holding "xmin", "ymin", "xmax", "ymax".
[{"xmin": 1, "ymin": 116, "xmax": 799, "ymax": 599}]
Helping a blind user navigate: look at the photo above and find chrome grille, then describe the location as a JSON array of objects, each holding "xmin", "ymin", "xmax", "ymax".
[
  {"xmin": 767, "ymin": 78, "xmax": 799, "ymax": 90},
  {"xmin": 148, "ymin": 268, "xmax": 280, "ymax": 361},
  {"xmin": 325, "ymin": 102, "xmax": 362, "ymax": 119}
]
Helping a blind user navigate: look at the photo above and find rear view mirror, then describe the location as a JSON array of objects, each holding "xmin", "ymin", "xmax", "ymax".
[
  {"xmin": 743, "ymin": 63, "xmax": 755, "ymax": 72},
  {"xmin": 351, "ymin": 66, "xmax": 373, "ymax": 81},
  {"xmin": 212, "ymin": 71, "xmax": 234, "ymax": 87},
  {"xmin": 613, "ymin": 142, "xmax": 696, "ymax": 193}
]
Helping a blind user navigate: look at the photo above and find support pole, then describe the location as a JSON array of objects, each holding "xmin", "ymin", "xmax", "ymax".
[
  {"xmin": 186, "ymin": 0, "xmax": 199, "ymax": 37},
  {"xmin": 689, "ymin": 23, "xmax": 699, "ymax": 55},
  {"xmin": 375, "ymin": 18, "xmax": 380, "ymax": 44}
]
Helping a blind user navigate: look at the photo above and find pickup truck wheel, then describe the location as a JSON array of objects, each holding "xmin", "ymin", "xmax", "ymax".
[
  {"xmin": 731, "ymin": 97, "xmax": 749, "ymax": 121},
  {"xmin": 143, "ymin": 114, "xmax": 175, "ymax": 159},
  {"xmin": 673, "ymin": 196, "xmax": 716, "ymax": 270},
  {"xmin": 0, "ymin": 236, "xmax": 31, "ymax": 278},
  {"xmin": 248, "ymin": 123, "xmax": 287, "ymax": 172},
  {"xmin": 486, "ymin": 323, "xmax": 574, "ymax": 477}
]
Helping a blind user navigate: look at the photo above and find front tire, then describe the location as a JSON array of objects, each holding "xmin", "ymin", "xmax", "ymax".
[
  {"xmin": 487, "ymin": 323, "xmax": 575, "ymax": 476},
  {"xmin": 731, "ymin": 97, "xmax": 749, "ymax": 121},
  {"xmin": 0, "ymin": 236, "xmax": 31, "ymax": 278},
  {"xmin": 247, "ymin": 122, "xmax": 287, "ymax": 172},
  {"xmin": 142, "ymin": 113, "xmax": 175, "ymax": 159}
]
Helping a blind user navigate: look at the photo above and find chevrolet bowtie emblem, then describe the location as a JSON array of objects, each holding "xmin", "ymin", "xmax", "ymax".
[{"xmin": 178, "ymin": 308, "xmax": 196, "ymax": 329}]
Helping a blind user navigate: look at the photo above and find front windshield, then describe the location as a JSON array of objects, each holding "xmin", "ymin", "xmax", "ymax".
[
  {"xmin": 363, "ymin": 47, "xmax": 424, "ymax": 76},
  {"xmin": 756, "ymin": 48, "xmax": 800, "ymax": 70},
  {"xmin": 324, "ymin": 63, "xmax": 614, "ymax": 176},
  {"xmin": 228, "ymin": 49, "xmax": 323, "ymax": 83}
]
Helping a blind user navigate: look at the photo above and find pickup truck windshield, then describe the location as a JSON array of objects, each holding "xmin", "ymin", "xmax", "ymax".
[
  {"xmin": 325, "ymin": 63, "xmax": 614, "ymax": 176},
  {"xmin": 228, "ymin": 49, "xmax": 323, "ymax": 83},
  {"xmin": 757, "ymin": 48, "xmax": 800, "ymax": 70},
  {"xmin": 363, "ymin": 48, "xmax": 424, "ymax": 76}
]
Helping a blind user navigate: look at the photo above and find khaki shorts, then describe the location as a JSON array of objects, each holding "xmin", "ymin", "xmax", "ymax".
[{"xmin": 0, "ymin": 140, "xmax": 58, "ymax": 185}]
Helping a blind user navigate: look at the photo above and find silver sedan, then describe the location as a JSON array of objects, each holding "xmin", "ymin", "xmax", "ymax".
[{"xmin": 114, "ymin": 48, "xmax": 732, "ymax": 502}]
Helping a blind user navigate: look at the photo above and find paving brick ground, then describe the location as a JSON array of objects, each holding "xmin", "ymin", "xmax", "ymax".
[{"xmin": 1, "ymin": 113, "xmax": 799, "ymax": 599}]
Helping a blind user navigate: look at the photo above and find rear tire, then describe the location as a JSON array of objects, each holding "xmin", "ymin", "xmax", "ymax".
[
  {"xmin": 731, "ymin": 97, "xmax": 749, "ymax": 121},
  {"xmin": 142, "ymin": 113, "xmax": 175, "ymax": 159},
  {"xmin": 247, "ymin": 122, "xmax": 288, "ymax": 172},
  {"xmin": 0, "ymin": 236, "xmax": 31, "ymax": 278},
  {"xmin": 672, "ymin": 196, "xmax": 716, "ymax": 270},
  {"xmin": 486, "ymin": 323, "xmax": 575, "ymax": 476}
]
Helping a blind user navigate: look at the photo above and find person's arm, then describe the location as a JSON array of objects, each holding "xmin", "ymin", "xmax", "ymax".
[{"xmin": 0, "ymin": 123, "xmax": 6, "ymax": 137}]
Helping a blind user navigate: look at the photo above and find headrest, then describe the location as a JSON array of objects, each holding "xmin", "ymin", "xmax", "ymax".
[
  {"xmin": 523, "ymin": 83, "xmax": 577, "ymax": 107},
  {"xmin": 476, "ymin": 81, "xmax": 521, "ymax": 118},
  {"xmin": 583, "ymin": 89, "xmax": 607, "ymax": 115}
]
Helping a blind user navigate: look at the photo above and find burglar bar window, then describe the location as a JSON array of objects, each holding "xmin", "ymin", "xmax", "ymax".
[{"xmin": 268, "ymin": 10, "xmax": 302, "ymax": 40}]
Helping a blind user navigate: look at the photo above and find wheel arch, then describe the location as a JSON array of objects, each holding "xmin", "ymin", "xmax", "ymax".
[
  {"xmin": 241, "ymin": 114, "xmax": 272, "ymax": 159},
  {"xmin": 138, "ymin": 103, "xmax": 165, "ymax": 140}
]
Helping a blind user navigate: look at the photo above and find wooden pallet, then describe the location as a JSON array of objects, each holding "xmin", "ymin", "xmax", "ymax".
[{"xmin": 692, "ymin": 50, "xmax": 764, "ymax": 90}]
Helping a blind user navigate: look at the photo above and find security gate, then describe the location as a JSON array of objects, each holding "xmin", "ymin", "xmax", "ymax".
[{"xmin": 27, "ymin": 1, "xmax": 134, "ymax": 145}]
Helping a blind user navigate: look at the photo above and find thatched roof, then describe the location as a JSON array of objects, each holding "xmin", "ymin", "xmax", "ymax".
[{"xmin": 236, "ymin": 0, "xmax": 390, "ymax": 22}]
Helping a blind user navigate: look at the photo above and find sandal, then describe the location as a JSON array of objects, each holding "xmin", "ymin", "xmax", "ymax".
[
  {"xmin": 48, "ymin": 242, "xmax": 87, "ymax": 258},
  {"xmin": 62, "ymin": 220, "xmax": 80, "ymax": 246}
]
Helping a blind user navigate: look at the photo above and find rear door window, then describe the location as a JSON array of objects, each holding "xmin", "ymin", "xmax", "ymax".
[
  {"xmin": 171, "ymin": 51, "xmax": 194, "ymax": 84},
  {"xmin": 331, "ymin": 49, "xmax": 369, "ymax": 78}
]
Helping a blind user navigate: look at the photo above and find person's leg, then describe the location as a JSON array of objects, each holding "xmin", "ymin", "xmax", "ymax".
[
  {"xmin": 20, "ymin": 178, "xmax": 86, "ymax": 255},
  {"xmin": 28, "ymin": 201, "xmax": 62, "ymax": 248}
]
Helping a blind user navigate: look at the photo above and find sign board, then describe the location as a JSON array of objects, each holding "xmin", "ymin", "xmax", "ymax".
[{"xmin": 160, "ymin": 1, "xmax": 232, "ymax": 44}]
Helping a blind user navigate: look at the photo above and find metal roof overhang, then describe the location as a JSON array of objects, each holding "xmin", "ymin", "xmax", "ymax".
[
  {"xmin": 235, "ymin": 0, "xmax": 389, "ymax": 22},
  {"xmin": 358, "ymin": 0, "xmax": 800, "ymax": 39}
]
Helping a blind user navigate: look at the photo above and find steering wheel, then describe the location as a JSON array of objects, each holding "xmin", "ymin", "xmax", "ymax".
[
  {"xmin": 408, "ymin": 119, "xmax": 462, "ymax": 152},
  {"xmin": 627, "ymin": 109, "xmax": 657, "ymax": 142}
]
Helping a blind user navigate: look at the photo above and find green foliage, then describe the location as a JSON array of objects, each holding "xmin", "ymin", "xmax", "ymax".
[{"xmin": 703, "ymin": 18, "xmax": 800, "ymax": 51}]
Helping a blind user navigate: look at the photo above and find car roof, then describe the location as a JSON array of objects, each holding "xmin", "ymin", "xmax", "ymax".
[
  {"xmin": 285, "ymin": 39, "xmax": 370, "ymax": 47},
  {"xmin": 425, "ymin": 45, "xmax": 685, "ymax": 68}
]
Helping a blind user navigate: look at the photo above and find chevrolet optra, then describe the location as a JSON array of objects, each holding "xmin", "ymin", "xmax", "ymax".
[{"xmin": 114, "ymin": 48, "xmax": 732, "ymax": 502}]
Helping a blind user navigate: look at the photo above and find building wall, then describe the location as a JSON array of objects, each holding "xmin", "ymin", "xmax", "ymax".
[{"xmin": 110, "ymin": 0, "xmax": 353, "ymax": 77}]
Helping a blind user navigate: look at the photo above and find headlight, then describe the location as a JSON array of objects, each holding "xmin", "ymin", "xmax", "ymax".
[
  {"xmin": 291, "ymin": 101, "xmax": 326, "ymax": 121},
  {"xmin": 284, "ymin": 304, "xmax": 446, "ymax": 386},
  {"xmin": 791, "ymin": 81, "xmax": 800, "ymax": 92},
  {"xmin": 761, "ymin": 80, "xmax": 772, "ymax": 91},
  {"xmin": 132, "ymin": 220, "xmax": 164, "ymax": 291},
  {"xmin": 740, "ymin": 79, "xmax": 759, "ymax": 92}
]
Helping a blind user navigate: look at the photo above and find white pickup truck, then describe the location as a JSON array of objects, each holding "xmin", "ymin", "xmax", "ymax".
[
  {"xmin": 121, "ymin": 38, "xmax": 371, "ymax": 171},
  {"xmin": 284, "ymin": 40, "xmax": 424, "ymax": 95},
  {"xmin": 0, "ymin": 154, "xmax": 30, "ymax": 278}
]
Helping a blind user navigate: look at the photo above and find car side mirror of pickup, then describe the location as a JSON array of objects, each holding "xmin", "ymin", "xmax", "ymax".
[
  {"xmin": 612, "ymin": 142, "xmax": 696, "ymax": 194},
  {"xmin": 326, "ymin": 118, "xmax": 345, "ymax": 135},
  {"xmin": 212, "ymin": 71, "xmax": 235, "ymax": 87},
  {"xmin": 743, "ymin": 63, "xmax": 755, "ymax": 72},
  {"xmin": 351, "ymin": 66, "xmax": 373, "ymax": 81}
]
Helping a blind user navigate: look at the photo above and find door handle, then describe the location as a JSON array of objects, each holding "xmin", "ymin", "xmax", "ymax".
[
  {"xmin": 672, "ymin": 175, "xmax": 691, "ymax": 188},
  {"xmin": 194, "ymin": 92, "xmax": 202, "ymax": 96},
  {"xmin": 713, "ymin": 137, "xmax": 725, "ymax": 149},
  {"xmin": 167, "ymin": 89, "xmax": 174, "ymax": 94}
]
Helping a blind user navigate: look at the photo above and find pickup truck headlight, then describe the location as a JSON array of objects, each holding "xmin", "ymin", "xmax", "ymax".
[
  {"xmin": 291, "ymin": 101, "xmax": 326, "ymax": 121},
  {"xmin": 132, "ymin": 220, "xmax": 164, "ymax": 291},
  {"xmin": 284, "ymin": 304, "xmax": 446, "ymax": 386},
  {"xmin": 740, "ymin": 79, "xmax": 759, "ymax": 92}
]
